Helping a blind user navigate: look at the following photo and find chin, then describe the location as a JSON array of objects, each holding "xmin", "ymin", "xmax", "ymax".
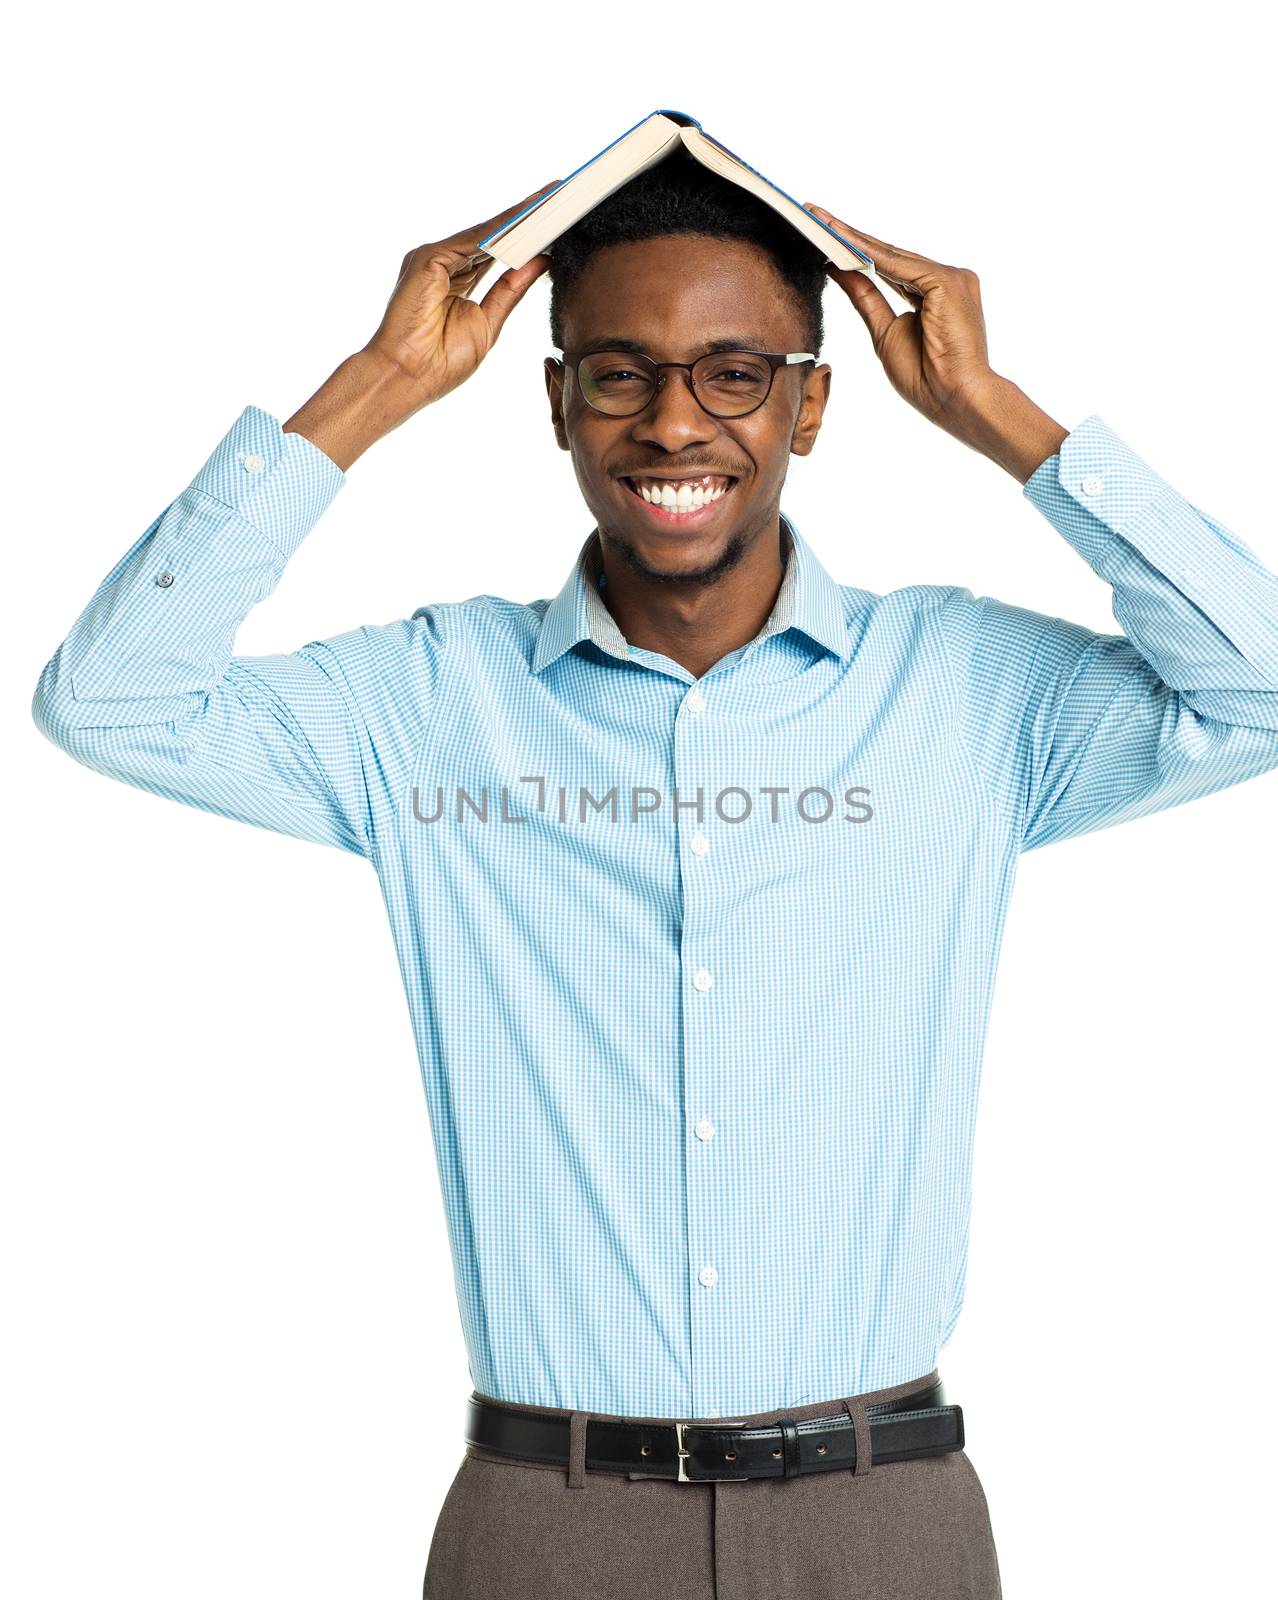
[{"xmin": 615, "ymin": 524, "xmax": 756, "ymax": 589}]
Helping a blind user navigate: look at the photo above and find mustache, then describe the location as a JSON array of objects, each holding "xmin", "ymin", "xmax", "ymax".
[{"xmin": 612, "ymin": 463, "xmax": 745, "ymax": 480}]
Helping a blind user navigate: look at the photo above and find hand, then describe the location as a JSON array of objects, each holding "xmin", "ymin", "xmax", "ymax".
[
  {"xmin": 363, "ymin": 179, "xmax": 561, "ymax": 409},
  {"xmin": 802, "ymin": 204, "xmax": 1001, "ymax": 435}
]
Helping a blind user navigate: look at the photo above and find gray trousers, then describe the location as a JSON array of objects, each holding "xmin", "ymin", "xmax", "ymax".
[{"xmin": 423, "ymin": 1366, "xmax": 1002, "ymax": 1598}]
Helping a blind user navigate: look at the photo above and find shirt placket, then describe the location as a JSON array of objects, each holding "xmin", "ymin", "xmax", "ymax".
[{"xmin": 674, "ymin": 672, "xmax": 728, "ymax": 1420}]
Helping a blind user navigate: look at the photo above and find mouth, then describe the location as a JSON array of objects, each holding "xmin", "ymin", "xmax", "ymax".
[{"xmin": 617, "ymin": 472, "xmax": 739, "ymax": 529}]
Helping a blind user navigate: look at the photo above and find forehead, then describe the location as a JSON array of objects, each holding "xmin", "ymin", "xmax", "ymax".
[{"xmin": 562, "ymin": 233, "xmax": 806, "ymax": 356}]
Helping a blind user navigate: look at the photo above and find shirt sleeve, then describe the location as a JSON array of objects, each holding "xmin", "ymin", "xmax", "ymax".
[
  {"xmin": 31, "ymin": 404, "xmax": 380, "ymax": 859},
  {"xmin": 936, "ymin": 415, "xmax": 1278, "ymax": 853}
]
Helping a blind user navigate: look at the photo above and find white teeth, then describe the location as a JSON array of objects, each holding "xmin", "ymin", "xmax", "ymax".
[{"xmin": 633, "ymin": 477, "xmax": 731, "ymax": 513}]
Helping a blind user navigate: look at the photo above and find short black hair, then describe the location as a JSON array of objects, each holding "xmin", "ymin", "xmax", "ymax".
[{"xmin": 547, "ymin": 147, "xmax": 827, "ymax": 357}]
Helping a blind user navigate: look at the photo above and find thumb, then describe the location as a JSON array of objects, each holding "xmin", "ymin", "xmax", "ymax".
[
  {"xmin": 479, "ymin": 253, "xmax": 552, "ymax": 342},
  {"xmin": 827, "ymin": 264, "xmax": 899, "ymax": 351}
]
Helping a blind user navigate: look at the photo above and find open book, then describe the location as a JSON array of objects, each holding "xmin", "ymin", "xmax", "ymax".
[{"xmin": 478, "ymin": 109, "xmax": 896, "ymax": 299}]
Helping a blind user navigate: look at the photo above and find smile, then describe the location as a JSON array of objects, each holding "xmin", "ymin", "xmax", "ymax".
[{"xmin": 619, "ymin": 473, "xmax": 739, "ymax": 524}]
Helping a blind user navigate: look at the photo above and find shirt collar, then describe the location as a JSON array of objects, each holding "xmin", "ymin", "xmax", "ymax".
[{"xmin": 531, "ymin": 511, "xmax": 851, "ymax": 674}]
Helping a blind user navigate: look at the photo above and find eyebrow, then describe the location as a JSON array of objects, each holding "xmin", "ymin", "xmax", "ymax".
[{"xmin": 577, "ymin": 336, "xmax": 775, "ymax": 358}]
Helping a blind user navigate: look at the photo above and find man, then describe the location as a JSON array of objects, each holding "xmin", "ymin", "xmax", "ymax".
[{"xmin": 32, "ymin": 150, "xmax": 1278, "ymax": 1599}]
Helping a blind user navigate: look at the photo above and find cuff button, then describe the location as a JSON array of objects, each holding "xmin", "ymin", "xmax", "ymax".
[
  {"xmin": 1080, "ymin": 473, "xmax": 1104, "ymax": 495},
  {"xmin": 242, "ymin": 452, "xmax": 265, "ymax": 473}
]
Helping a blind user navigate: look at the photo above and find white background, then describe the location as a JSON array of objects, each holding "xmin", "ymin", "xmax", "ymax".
[{"xmin": 4, "ymin": 3, "xmax": 1275, "ymax": 1595}]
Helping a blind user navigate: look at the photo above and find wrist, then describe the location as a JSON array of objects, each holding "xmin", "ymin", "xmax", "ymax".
[
  {"xmin": 947, "ymin": 374, "xmax": 1070, "ymax": 485},
  {"xmin": 282, "ymin": 349, "xmax": 425, "ymax": 473}
]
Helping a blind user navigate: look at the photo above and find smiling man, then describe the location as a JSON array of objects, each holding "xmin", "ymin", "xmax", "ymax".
[
  {"xmin": 32, "ymin": 149, "xmax": 1278, "ymax": 1599},
  {"xmin": 542, "ymin": 221, "xmax": 831, "ymax": 679}
]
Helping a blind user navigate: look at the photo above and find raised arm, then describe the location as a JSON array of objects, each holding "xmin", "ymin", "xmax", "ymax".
[
  {"xmin": 32, "ymin": 181, "xmax": 559, "ymax": 856},
  {"xmin": 795, "ymin": 203, "xmax": 1278, "ymax": 849},
  {"xmin": 938, "ymin": 416, "xmax": 1278, "ymax": 850}
]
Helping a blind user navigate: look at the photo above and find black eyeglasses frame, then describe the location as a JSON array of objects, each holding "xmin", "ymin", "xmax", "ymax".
[{"xmin": 549, "ymin": 348, "xmax": 817, "ymax": 420}]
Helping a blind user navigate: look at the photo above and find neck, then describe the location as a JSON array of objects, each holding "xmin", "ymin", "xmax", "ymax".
[{"xmin": 594, "ymin": 515, "xmax": 789, "ymax": 679}]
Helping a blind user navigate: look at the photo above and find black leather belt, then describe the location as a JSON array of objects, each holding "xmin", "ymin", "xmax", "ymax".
[{"xmin": 464, "ymin": 1378, "xmax": 963, "ymax": 1483}]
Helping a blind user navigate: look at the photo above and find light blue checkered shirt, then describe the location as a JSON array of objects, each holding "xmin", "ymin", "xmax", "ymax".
[{"xmin": 33, "ymin": 406, "xmax": 1278, "ymax": 1418}]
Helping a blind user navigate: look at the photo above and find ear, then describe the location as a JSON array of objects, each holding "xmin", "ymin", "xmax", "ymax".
[
  {"xmin": 790, "ymin": 363, "xmax": 832, "ymax": 457},
  {"xmin": 544, "ymin": 357, "xmax": 570, "ymax": 452}
]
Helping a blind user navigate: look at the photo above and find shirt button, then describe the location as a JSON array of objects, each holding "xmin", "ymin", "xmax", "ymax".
[
  {"xmin": 693, "ymin": 968, "xmax": 713, "ymax": 992},
  {"xmin": 690, "ymin": 833, "xmax": 709, "ymax": 856},
  {"xmin": 242, "ymin": 452, "xmax": 266, "ymax": 474},
  {"xmin": 155, "ymin": 571, "xmax": 175, "ymax": 588},
  {"xmin": 1080, "ymin": 473, "xmax": 1104, "ymax": 495},
  {"xmin": 686, "ymin": 688, "xmax": 707, "ymax": 713},
  {"xmin": 698, "ymin": 1265, "xmax": 719, "ymax": 1288},
  {"xmin": 695, "ymin": 1118, "xmax": 715, "ymax": 1141}
]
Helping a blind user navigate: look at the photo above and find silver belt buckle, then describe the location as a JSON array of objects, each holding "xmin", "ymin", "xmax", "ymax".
[{"xmin": 674, "ymin": 1417, "xmax": 748, "ymax": 1482}]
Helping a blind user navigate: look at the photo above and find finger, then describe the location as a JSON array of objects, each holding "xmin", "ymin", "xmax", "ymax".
[
  {"xmin": 448, "ymin": 252, "xmax": 497, "ymax": 290},
  {"xmin": 401, "ymin": 180, "xmax": 562, "ymax": 292},
  {"xmin": 803, "ymin": 203, "xmax": 917, "ymax": 262},
  {"xmin": 459, "ymin": 179, "xmax": 563, "ymax": 253},
  {"xmin": 824, "ymin": 262, "xmax": 900, "ymax": 349},
  {"xmin": 807, "ymin": 200, "xmax": 912, "ymax": 331},
  {"xmin": 803, "ymin": 203, "xmax": 932, "ymax": 295},
  {"xmin": 478, "ymin": 252, "xmax": 552, "ymax": 340}
]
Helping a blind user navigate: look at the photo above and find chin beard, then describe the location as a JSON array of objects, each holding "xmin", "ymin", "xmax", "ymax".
[{"xmin": 612, "ymin": 526, "xmax": 754, "ymax": 588}]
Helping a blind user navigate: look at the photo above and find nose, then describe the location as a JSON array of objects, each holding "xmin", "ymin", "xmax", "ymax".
[{"xmin": 629, "ymin": 368, "xmax": 720, "ymax": 454}]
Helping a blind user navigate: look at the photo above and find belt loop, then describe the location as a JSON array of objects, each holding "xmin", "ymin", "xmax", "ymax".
[
  {"xmin": 840, "ymin": 1396, "xmax": 873, "ymax": 1476},
  {"xmin": 567, "ymin": 1410, "xmax": 589, "ymax": 1489},
  {"xmin": 779, "ymin": 1416, "xmax": 802, "ymax": 1477}
]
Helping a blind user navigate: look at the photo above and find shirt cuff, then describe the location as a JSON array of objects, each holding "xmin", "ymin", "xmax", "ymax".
[
  {"xmin": 188, "ymin": 404, "xmax": 347, "ymax": 559},
  {"xmin": 1022, "ymin": 414, "xmax": 1172, "ymax": 578},
  {"xmin": 1022, "ymin": 413, "xmax": 1278, "ymax": 685}
]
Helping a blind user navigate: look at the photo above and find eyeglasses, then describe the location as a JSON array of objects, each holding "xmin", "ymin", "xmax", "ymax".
[{"xmin": 551, "ymin": 348, "xmax": 816, "ymax": 420}]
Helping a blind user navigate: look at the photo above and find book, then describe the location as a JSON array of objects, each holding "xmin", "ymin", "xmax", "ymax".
[{"xmin": 478, "ymin": 108, "xmax": 896, "ymax": 300}]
